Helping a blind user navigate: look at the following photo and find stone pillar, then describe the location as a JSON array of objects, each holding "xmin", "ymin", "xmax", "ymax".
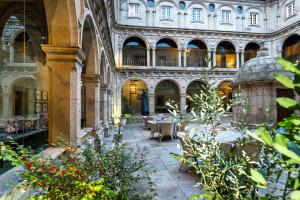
[
  {"xmin": 213, "ymin": 49, "xmax": 217, "ymax": 67},
  {"xmin": 152, "ymin": 48, "xmax": 156, "ymax": 68},
  {"xmin": 146, "ymin": 10, "xmax": 150, "ymax": 26},
  {"xmin": 183, "ymin": 49, "xmax": 187, "ymax": 68},
  {"xmin": 207, "ymin": 50, "xmax": 212, "ymax": 68},
  {"xmin": 2, "ymin": 93, "xmax": 11, "ymax": 117},
  {"xmin": 149, "ymin": 93, "xmax": 155, "ymax": 115},
  {"xmin": 236, "ymin": 52, "xmax": 240, "ymax": 68},
  {"xmin": 107, "ymin": 90, "xmax": 113, "ymax": 122},
  {"xmin": 147, "ymin": 48, "xmax": 151, "ymax": 67},
  {"xmin": 178, "ymin": 49, "xmax": 182, "ymax": 67},
  {"xmin": 83, "ymin": 75, "xmax": 100, "ymax": 127},
  {"xmin": 119, "ymin": 47, "xmax": 123, "ymax": 67},
  {"xmin": 152, "ymin": 10, "xmax": 156, "ymax": 27},
  {"xmin": 241, "ymin": 51, "xmax": 245, "ymax": 66},
  {"xmin": 100, "ymin": 84, "xmax": 108, "ymax": 123},
  {"xmin": 42, "ymin": 45, "xmax": 85, "ymax": 144},
  {"xmin": 9, "ymin": 45, "xmax": 14, "ymax": 63},
  {"xmin": 180, "ymin": 94, "xmax": 186, "ymax": 114}
]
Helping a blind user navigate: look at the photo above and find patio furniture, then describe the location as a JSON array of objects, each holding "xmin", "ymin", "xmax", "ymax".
[
  {"xmin": 148, "ymin": 120, "xmax": 159, "ymax": 138},
  {"xmin": 158, "ymin": 122, "xmax": 175, "ymax": 142}
]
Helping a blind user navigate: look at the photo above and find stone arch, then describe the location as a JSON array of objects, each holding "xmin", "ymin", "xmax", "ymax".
[
  {"xmin": 186, "ymin": 80, "xmax": 207, "ymax": 112},
  {"xmin": 215, "ymin": 40, "xmax": 238, "ymax": 51},
  {"xmin": 244, "ymin": 7, "xmax": 266, "ymax": 19},
  {"xmin": 185, "ymin": 38, "xmax": 208, "ymax": 49},
  {"xmin": 121, "ymin": 78, "xmax": 149, "ymax": 114},
  {"xmin": 216, "ymin": 4, "xmax": 237, "ymax": 14},
  {"xmin": 155, "ymin": 79, "xmax": 181, "ymax": 113},
  {"xmin": 216, "ymin": 40, "xmax": 237, "ymax": 68},
  {"xmin": 186, "ymin": 2, "xmax": 208, "ymax": 13},
  {"xmin": 244, "ymin": 42, "xmax": 260, "ymax": 63},
  {"xmin": 122, "ymin": 35, "xmax": 149, "ymax": 49},
  {"xmin": 156, "ymin": 37, "xmax": 179, "ymax": 67},
  {"xmin": 155, "ymin": 36, "xmax": 180, "ymax": 49},
  {"xmin": 281, "ymin": 34, "xmax": 300, "ymax": 64},
  {"xmin": 186, "ymin": 39, "xmax": 208, "ymax": 67},
  {"xmin": 123, "ymin": 36, "xmax": 148, "ymax": 66},
  {"xmin": 43, "ymin": 1, "xmax": 79, "ymax": 46}
]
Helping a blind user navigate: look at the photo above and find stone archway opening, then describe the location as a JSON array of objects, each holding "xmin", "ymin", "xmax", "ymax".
[
  {"xmin": 244, "ymin": 42, "xmax": 260, "ymax": 63},
  {"xmin": 187, "ymin": 40, "xmax": 207, "ymax": 67},
  {"xmin": 186, "ymin": 80, "xmax": 207, "ymax": 112},
  {"xmin": 155, "ymin": 80, "xmax": 180, "ymax": 113},
  {"xmin": 216, "ymin": 41, "xmax": 236, "ymax": 68},
  {"xmin": 156, "ymin": 38, "xmax": 178, "ymax": 67},
  {"xmin": 217, "ymin": 81, "xmax": 233, "ymax": 111},
  {"xmin": 123, "ymin": 37, "xmax": 147, "ymax": 66},
  {"xmin": 13, "ymin": 31, "xmax": 35, "ymax": 63},
  {"xmin": 11, "ymin": 77, "xmax": 36, "ymax": 116},
  {"xmin": 121, "ymin": 79, "xmax": 148, "ymax": 115},
  {"xmin": 282, "ymin": 34, "xmax": 300, "ymax": 64}
]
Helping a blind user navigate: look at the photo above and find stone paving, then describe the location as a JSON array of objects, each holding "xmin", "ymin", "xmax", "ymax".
[{"xmin": 121, "ymin": 124, "xmax": 201, "ymax": 200}]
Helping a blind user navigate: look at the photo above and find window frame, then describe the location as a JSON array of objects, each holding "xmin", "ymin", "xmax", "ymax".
[
  {"xmin": 191, "ymin": 8, "xmax": 203, "ymax": 22},
  {"xmin": 161, "ymin": 5, "xmax": 172, "ymax": 20},
  {"xmin": 250, "ymin": 12, "xmax": 259, "ymax": 25},
  {"xmin": 128, "ymin": 3, "xmax": 140, "ymax": 17},
  {"xmin": 221, "ymin": 10, "xmax": 231, "ymax": 24},
  {"xmin": 286, "ymin": 1, "xmax": 295, "ymax": 18}
]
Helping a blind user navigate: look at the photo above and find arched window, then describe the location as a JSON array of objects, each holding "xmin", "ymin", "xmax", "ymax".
[
  {"xmin": 186, "ymin": 80, "xmax": 206, "ymax": 112},
  {"xmin": 147, "ymin": 0, "xmax": 155, "ymax": 7},
  {"xmin": 187, "ymin": 40, "xmax": 207, "ymax": 67},
  {"xmin": 216, "ymin": 41, "xmax": 236, "ymax": 68},
  {"xmin": 155, "ymin": 80, "xmax": 180, "ymax": 113},
  {"xmin": 156, "ymin": 38, "xmax": 178, "ymax": 67},
  {"xmin": 282, "ymin": 34, "xmax": 300, "ymax": 64},
  {"xmin": 13, "ymin": 31, "xmax": 34, "ymax": 63},
  {"xmin": 123, "ymin": 37, "xmax": 147, "ymax": 66},
  {"xmin": 179, "ymin": 1, "xmax": 186, "ymax": 10},
  {"xmin": 217, "ymin": 81, "xmax": 233, "ymax": 111},
  {"xmin": 244, "ymin": 43, "xmax": 260, "ymax": 63}
]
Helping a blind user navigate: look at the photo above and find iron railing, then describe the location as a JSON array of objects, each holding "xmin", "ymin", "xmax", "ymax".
[
  {"xmin": 187, "ymin": 59, "xmax": 207, "ymax": 67},
  {"xmin": 123, "ymin": 57, "xmax": 147, "ymax": 66},
  {"xmin": 157, "ymin": 58, "xmax": 177, "ymax": 67}
]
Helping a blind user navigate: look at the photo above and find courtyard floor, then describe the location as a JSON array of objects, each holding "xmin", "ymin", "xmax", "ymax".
[{"xmin": 120, "ymin": 124, "xmax": 201, "ymax": 200}]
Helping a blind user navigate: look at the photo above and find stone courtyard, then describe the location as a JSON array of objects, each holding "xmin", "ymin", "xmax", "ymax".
[{"xmin": 120, "ymin": 124, "xmax": 201, "ymax": 200}]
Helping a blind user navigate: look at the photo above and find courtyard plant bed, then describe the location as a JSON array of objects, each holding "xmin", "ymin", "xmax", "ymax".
[{"xmin": 0, "ymin": 140, "xmax": 153, "ymax": 200}]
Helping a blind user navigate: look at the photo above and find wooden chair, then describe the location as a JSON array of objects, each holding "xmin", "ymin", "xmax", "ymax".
[{"xmin": 159, "ymin": 122, "xmax": 175, "ymax": 142}]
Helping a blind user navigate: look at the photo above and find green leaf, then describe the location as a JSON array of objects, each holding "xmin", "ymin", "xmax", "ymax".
[
  {"xmin": 249, "ymin": 168, "xmax": 267, "ymax": 187},
  {"xmin": 278, "ymin": 58, "xmax": 298, "ymax": 73},
  {"xmin": 275, "ymin": 73, "xmax": 294, "ymax": 89},
  {"xmin": 245, "ymin": 130, "xmax": 265, "ymax": 145},
  {"xmin": 258, "ymin": 127, "xmax": 273, "ymax": 146},
  {"xmin": 277, "ymin": 97, "xmax": 300, "ymax": 110},
  {"xmin": 273, "ymin": 144, "xmax": 300, "ymax": 164},
  {"xmin": 275, "ymin": 134, "xmax": 288, "ymax": 147},
  {"xmin": 291, "ymin": 190, "xmax": 300, "ymax": 200}
]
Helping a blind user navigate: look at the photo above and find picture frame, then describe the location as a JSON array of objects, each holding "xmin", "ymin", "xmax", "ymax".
[
  {"xmin": 36, "ymin": 103, "xmax": 41, "ymax": 113},
  {"xmin": 42, "ymin": 91, "xmax": 48, "ymax": 101},
  {"xmin": 42, "ymin": 103, "xmax": 48, "ymax": 112},
  {"xmin": 35, "ymin": 90, "xmax": 41, "ymax": 100}
]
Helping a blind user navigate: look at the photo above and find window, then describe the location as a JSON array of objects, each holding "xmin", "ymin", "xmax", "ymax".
[
  {"xmin": 128, "ymin": 3, "xmax": 140, "ymax": 17},
  {"xmin": 208, "ymin": 3, "xmax": 215, "ymax": 12},
  {"xmin": 179, "ymin": 1, "xmax": 186, "ymax": 10},
  {"xmin": 147, "ymin": 0, "xmax": 154, "ymax": 8},
  {"xmin": 222, "ymin": 10, "xmax": 231, "ymax": 23},
  {"xmin": 250, "ymin": 12, "xmax": 258, "ymax": 25},
  {"xmin": 287, "ymin": 2, "xmax": 295, "ymax": 17},
  {"xmin": 161, "ymin": 6, "xmax": 172, "ymax": 19},
  {"xmin": 192, "ymin": 8, "xmax": 202, "ymax": 21}
]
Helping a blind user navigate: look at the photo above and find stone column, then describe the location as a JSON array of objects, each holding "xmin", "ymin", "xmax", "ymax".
[
  {"xmin": 213, "ymin": 49, "xmax": 217, "ymax": 67},
  {"xmin": 146, "ymin": 10, "xmax": 150, "ymax": 26},
  {"xmin": 42, "ymin": 45, "xmax": 85, "ymax": 144},
  {"xmin": 100, "ymin": 84, "xmax": 108, "ymax": 123},
  {"xmin": 241, "ymin": 51, "xmax": 245, "ymax": 66},
  {"xmin": 152, "ymin": 48, "xmax": 156, "ymax": 68},
  {"xmin": 183, "ymin": 49, "xmax": 187, "ymax": 68},
  {"xmin": 178, "ymin": 49, "xmax": 182, "ymax": 67},
  {"xmin": 147, "ymin": 48, "xmax": 151, "ymax": 67},
  {"xmin": 152, "ymin": 10, "xmax": 156, "ymax": 27},
  {"xmin": 2, "ymin": 93, "xmax": 11, "ymax": 117},
  {"xmin": 9, "ymin": 44, "xmax": 14, "ymax": 63},
  {"xmin": 107, "ymin": 90, "xmax": 113, "ymax": 122},
  {"xmin": 119, "ymin": 47, "xmax": 123, "ymax": 67},
  {"xmin": 207, "ymin": 50, "xmax": 212, "ymax": 68},
  {"xmin": 180, "ymin": 94, "xmax": 186, "ymax": 114},
  {"xmin": 149, "ymin": 93, "xmax": 155, "ymax": 115},
  {"xmin": 236, "ymin": 52, "xmax": 240, "ymax": 68},
  {"xmin": 83, "ymin": 75, "xmax": 100, "ymax": 127}
]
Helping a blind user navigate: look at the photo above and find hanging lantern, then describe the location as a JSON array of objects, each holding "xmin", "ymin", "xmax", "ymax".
[{"xmin": 129, "ymin": 82, "xmax": 137, "ymax": 94}]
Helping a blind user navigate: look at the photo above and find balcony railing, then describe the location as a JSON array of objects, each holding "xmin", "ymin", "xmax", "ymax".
[
  {"xmin": 123, "ymin": 57, "xmax": 146, "ymax": 66},
  {"xmin": 157, "ymin": 58, "xmax": 177, "ymax": 67},
  {"xmin": 187, "ymin": 59, "xmax": 207, "ymax": 67}
]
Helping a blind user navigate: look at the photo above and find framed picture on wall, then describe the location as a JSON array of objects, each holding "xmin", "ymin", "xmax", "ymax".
[
  {"xmin": 35, "ymin": 90, "xmax": 41, "ymax": 100},
  {"xmin": 42, "ymin": 103, "xmax": 48, "ymax": 112},
  {"xmin": 42, "ymin": 91, "xmax": 48, "ymax": 101},
  {"xmin": 36, "ymin": 103, "xmax": 41, "ymax": 113}
]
